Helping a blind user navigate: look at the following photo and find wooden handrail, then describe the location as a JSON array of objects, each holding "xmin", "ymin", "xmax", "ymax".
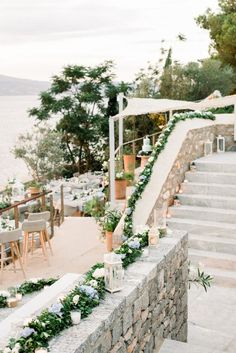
[{"xmin": 0, "ymin": 190, "xmax": 52, "ymax": 215}]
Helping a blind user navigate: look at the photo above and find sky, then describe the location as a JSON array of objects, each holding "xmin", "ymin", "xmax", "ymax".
[{"xmin": 0, "ymin": 0, "xmax": 219, "ymax": 82}]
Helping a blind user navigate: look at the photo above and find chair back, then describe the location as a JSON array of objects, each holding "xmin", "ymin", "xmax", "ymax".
[
  {"xmin": 22, "ymin": 220, "xmax": 46, "ymax": 232},
  {"xmin": 0, "ymin": 228, "xmax": 22, "ymax": 244},
  {"xmin": 28, "ymin": 211, "xmax": 50, "ymax": 222}
]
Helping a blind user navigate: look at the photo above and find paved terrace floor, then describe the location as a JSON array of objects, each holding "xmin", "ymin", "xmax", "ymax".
[{"xmin": 0, "ymin": 217, "xmax": 106, "ymax": 289}]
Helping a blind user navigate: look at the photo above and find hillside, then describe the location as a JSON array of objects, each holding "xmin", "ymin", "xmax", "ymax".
[{"xmin": 0, "ymin": 74, "xmax": 49, "ymax": 96}]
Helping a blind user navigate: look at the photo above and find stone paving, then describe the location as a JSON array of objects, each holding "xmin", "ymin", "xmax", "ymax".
[
  {"xmin": 0, "ymin": 217, "xmax": 106, "ymax": 289},
  {"xmin": 188, "ymin": 284, "xmax": 236, "ymax": 353}
]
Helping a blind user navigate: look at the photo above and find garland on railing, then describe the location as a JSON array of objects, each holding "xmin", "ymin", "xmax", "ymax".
[
  {"xmin": 0, "ymin": 231, "xmax": 149, "ymax": 353},
  {"xmin": 0, "ymin": 278, "xmax": 57, "ymax": 309},
  {"xmin": 123, "ymin": 111, "xmax": 216, "ymax": 237},
  {"xmin": 0, "ymin": 111, "xmax": 215, "ymax": 353}
]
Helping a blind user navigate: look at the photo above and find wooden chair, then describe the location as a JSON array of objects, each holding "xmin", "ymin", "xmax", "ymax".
[
  {"xmin": 0, "ymin": 229, "xmax": 26, "ymax": 282},
  {"xmin": 22, "ymin": 219, "xmax": 52, "ymax": 266},
  {"xmin": 28, "ymin": 211, "xmax": 53, "ymax": 255}
]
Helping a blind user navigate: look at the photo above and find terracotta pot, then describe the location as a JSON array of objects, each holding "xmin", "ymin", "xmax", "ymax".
[
  {"xmin": 27, "ymin": 187, "xmax": 40, "ymax": 196},
  {"xmin": 106, "ymin": 231, "xmax": 113, "ymax": 252},
  {"xmin": 115, "ymin": 179, "xmax": 127, "ymax": 200},
  {"xmin": 140, "ymin": 155, "xmax": 150, "ymax": 169},
  {"xmin": 123, "ymin": 154, "xmax": 135, "ymax": 173}
]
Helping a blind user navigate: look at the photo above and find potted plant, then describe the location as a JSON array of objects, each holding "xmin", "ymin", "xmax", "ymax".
[
  {"xmin": 102, "ymin": 209, "xmax": 121, "ymax": 252},
  {"xmin": 137, "ymin": 150, "xmax": 152, "ymax": 169},
  {"xmin": 26, "ymin": 180, "xmax": 42, "ymax": 196},
  {"xmin": 115, "ymin": 171, "xmax": 127, "ymax": 200},
  {"xmin": 125, "ymin": 171, "xmax": 134, "ymax": 186},
  {"xmin": 123, "ymin": 145, "xmax": 135, "ymax": 173}
]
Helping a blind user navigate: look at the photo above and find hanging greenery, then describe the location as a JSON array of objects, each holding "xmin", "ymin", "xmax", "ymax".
[{"xmin": 123, "ymin": 111, "xmax": 216, "ymax": 237}]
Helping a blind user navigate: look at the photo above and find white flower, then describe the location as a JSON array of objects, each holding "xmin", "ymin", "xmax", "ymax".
[
  {"xmin": 89, "ymin": 280, "xmax": 98, "ymax": 288},
  {"xmin": 3, "ymin": 348, "xmax": 11, "ymax": 353},
  {"xmin": 128, "ymin": 249, "xmax": 132, "ymax": 254},
  {"xmin": 23, "ymin": 317, "xmax": 33, "ymax": 326},
  {"xmin": 57, "ymin": 295, "xmax": 66, "ymax": 303},
  {"xmin": 29, "ymin": 278, "xmax": 41, "ymax": 284},
  {"xmin": 12, "ymin": 343, "xmax": 21, "ymax": 353},
  {"xmin": 148, "ymin": 156, "xmax": 154, "ymax": 163},
  {"xmin": 0, "ymin": 290, "xmax": 10, "ymax": 298},
  {"xmin": 72, "ymin": 295, "xmax": 80, "ymax": 305},
  {"xmin": 93, "ymin": 268, "xmax": 105, "ymax": 279}
]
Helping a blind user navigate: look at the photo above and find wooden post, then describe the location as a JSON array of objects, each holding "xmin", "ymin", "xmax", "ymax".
[
  {"xmin": 41, "ymin": 194, "xmax": 46, "ymax": 211},
  {"xmin": 14, "ymin": 206, "xmax": 19, "ymax": 229},
  {"xmin": 152, "ymin": 135, "xmax": 155, "ymax": 147},
  {"xmin": 60, "ymin": 184, "xmax": 64, "ymax": 223},
  {"xmin": 49, "ymin": 194, "xmax": 54, "ymax": 237}
]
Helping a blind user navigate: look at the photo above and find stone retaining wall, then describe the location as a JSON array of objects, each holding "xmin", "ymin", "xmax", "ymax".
[
  {"xmin": 148, "ymin": 124, "xmax": 234, "ymax": 222},
  {"xmin": 49, "ymin": 231, "xmax": 188, "ymax": 353}
]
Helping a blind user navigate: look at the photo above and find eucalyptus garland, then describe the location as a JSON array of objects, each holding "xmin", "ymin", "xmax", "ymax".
[
  {"xmin": 123, "ymin": 111, "xmax": 215, "ymax": 237},
  {"xmin": 0, "ymin": 278, "xmax": 57, "ymax": 309}
]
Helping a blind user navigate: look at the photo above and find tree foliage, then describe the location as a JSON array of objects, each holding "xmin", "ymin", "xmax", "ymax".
[
  {"xmin": 196, "ymin": 0, "xmax": 236, "ymax": 68},
  {"xmin": 13, "ymin": 125, "xmax": 65, "ymax": 181},
  {"xmin": 29, "ymin": 62, "xmax": 115, "ymax": 173}
]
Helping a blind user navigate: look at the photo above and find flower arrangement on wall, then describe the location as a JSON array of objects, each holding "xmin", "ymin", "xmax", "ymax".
[{"xmin": 0, "ymin": 111, "xmax": 215, "ymax": 353}]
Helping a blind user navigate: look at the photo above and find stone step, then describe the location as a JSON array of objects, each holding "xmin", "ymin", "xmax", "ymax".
[
  {"xmin": 195, "ymin": 160, "xmax": 236, "ymax": 173},
  {"xmin": 168, "ymin": 218, "xmax": 236, "ymax": 239},
  {"xmin": 181, "ymin": 182, "xmax": 236, "ymax": 197},
  {"xmin": 0, "ymin": 273, "xmax": 81, "ymax": 349},
  {"xmin": 189, "ymin": 233, "xmax": 236, "ymax": 255},
  {"xmin": 158, "ymin": 339, "xmax": 222, "ymax": 353},
  {"xmin": 178, "ymin": 193, "xmax": 236, "ymax": 209},
  {"xmin": 185, "ymin": 171, "xmax": 236, "ymax": 185},
  {"xmin": 189, "ymin": 248, "xmax": 236, "ymax": 271},
  {"xmin": 203, "ymin": 267, "xmax": 236, "ymax": 287},
  {"xmin": 170, "ymin": 205, "xmax": 236, "ymax": 224}
]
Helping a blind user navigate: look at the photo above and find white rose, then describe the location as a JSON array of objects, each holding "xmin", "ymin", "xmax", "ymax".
[
  {"xmin": 148, "ymin": 156, "xmax": 154, "ymax": 163},
  {"xmin": 72, "ymin": 295, "xmax": 80, "ymax": 305},
  {"xmin": 57, "ymin": 295, "xmax": 66, "ymax": 303},
  {"xmin": 23, "ymin": 317, "xmax": 33, "ymax": 326},
  {"xmin": 89, "ymin": 280, "xmax": 98, "ymax": 288},
  {"xmin": 93, "ymin": 268, "xmax": 105, "ymax": 279},
  {"xmin": 0, "ymin": 290, "xmax": 10, "ymax": 298},
  {"xmin": 29, "ymin": 278, "xmax": 41, "ymax": 284},
  {"xmin": 3, "ymin": 348, "xmax": 11, "ymax": 353}
]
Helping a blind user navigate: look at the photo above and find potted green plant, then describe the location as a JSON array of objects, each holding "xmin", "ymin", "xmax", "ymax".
[
  {"xmin": 25, "ymin": 180, "xmax": 42, "ymax": 196},
  {"xmin": 102, "ymin": 209, "xmax": 121, "ymax": 252},
  {"xmin": 123, "ymin": 145, "xmax": 135, "ymax": 173},
  {"xmin": 125, "ymin": 171, "xmax": 134, "ymax": 186},
  {"xmin": 115, "ymin": 171, "xmax": 127, "ymax": 200}
]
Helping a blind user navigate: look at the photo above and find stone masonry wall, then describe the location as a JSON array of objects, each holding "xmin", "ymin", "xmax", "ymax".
[
  {"xmin": 148, "ymin": 124, "xmax": 234, "ymax": 224},
  {"xmin": 49, "ymin": 231, "xmax": 188, "ymax": 353}
]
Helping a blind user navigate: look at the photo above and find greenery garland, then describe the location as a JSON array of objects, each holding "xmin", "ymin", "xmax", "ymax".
[
  {"xmin": 0, "ymin": 111, "xmax": 215, "ymax": 353},
  {"xmin": 123, "ymin": 111, "xmax": 215, "ymax": 237},
  {"xmin": 0, "ymin": 231, "xmax": 149, "ymax": 353},
  {"xmin": 0, "ymin": 278, "xmax": 57, "ymax": 309}
]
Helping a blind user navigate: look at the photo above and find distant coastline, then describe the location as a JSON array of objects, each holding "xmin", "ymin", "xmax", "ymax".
[{"xmin": 0, "ymin": 74, "xmax": 49, "ymax": 96}]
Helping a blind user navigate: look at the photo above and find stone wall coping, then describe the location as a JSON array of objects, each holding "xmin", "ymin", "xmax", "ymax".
[{"xmin": 49, "ymin": 230, "xmax": 187, "ymax": 353}]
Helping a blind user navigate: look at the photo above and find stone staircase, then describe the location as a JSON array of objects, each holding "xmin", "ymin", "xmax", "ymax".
[
  {"xmin": 168, "ymin": 152, "xmax": 236, "ymax": 287},
  {"xmin": 157, "ymin": 339, "xmax": 223, "ymax": 353}
]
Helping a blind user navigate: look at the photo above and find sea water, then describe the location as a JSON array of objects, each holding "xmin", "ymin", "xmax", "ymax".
[{"xmin": 0, "ymin": 96, "xmax": 38, "ymax": 188}]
